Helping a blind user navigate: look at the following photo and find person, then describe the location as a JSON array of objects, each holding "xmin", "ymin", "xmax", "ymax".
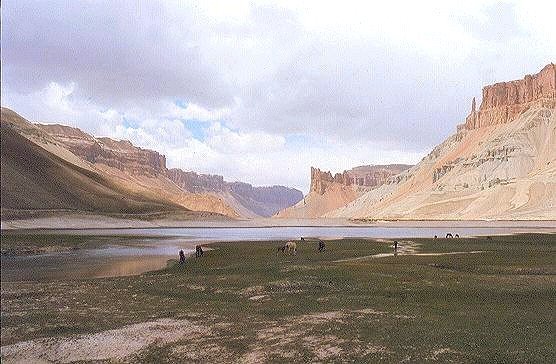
[
  {"xmin": 394, "ymin": 240, "xmax": 399, "ymax": 253},
  {"xmin": 179, "ymin": 249, "xmax": 186, "ymax": 264},
  {"xmin": 434, "ymin": 235, "xmax": 438, "ymax": 239},
  {"xmin": 318, "ymin": 240, "xmax": 326, "ymax": 252}
]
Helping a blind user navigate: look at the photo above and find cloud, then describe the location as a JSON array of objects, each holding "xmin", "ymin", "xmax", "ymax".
[
  {"xmin": 206, "ymin": 122, "xmax": 285, "ymax": 153},
  {"xmin": 2, "ymin": 0, "xmax": 555, "ymax": 192},
  {"xmin": 166, "ymin": 102, "xmax": 233, "ymax": 122}
]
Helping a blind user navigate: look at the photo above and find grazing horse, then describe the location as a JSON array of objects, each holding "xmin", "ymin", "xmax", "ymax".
[
  {"xmin": 285, "ymin": 241, "xmax": 297, "ymax": 254},
  {"xmin": 277, "ymin": 241, "xmax": 298, "ymax": 255},
  {"xmin": 455, "ymin": 234, "xmax": 460, "ymax": 238},
  {"xmin": 446, "ymin": 233, "xmax": 454, "ymax": 238},
  {"xmin": 195, "ymin": 245, "xmax": 204, "ymax": 257}
]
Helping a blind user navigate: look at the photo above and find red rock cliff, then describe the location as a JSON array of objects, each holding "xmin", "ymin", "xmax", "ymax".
[
  {"xmin": 310, "ymin": 165, "xmax": 412, "ymax": 195},
  {"xmin": 310, "ymin": 167, "xmax": 351, "ymax": 194},
  {"xmin": 464, "ymin": 63, "xmax": 556, "ymax": 129},
  {"xmin": 37, "ymin": 124, "xmax": 167, "ymax": 176}
]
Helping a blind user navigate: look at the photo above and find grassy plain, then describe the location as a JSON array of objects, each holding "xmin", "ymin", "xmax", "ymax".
[{"xmin": 1, "ymin": 233, "xmax": 555, "ymax": 362}]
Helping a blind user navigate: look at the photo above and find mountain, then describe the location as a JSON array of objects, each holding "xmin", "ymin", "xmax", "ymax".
[
  {"xmin": 1, "ymin": 108, "xmax": 192, "ymax": 219},
  {"xmin": 276, "ymin": 164, "xmax": 411, "ymax": 218},
  {"xmin": 326, "ymin": 63, "xmax": 556, "ymax": 220},
  {"xmin": 0, "ymin": 108, "xmax": 302, "ymax": 220},
  {"xmin": 166, "ymin": 169, "xmax": 302, "ymax": 217},
  {"xmin": 38, "ymin": 123, "xmax": 302, "ymax": 217}
]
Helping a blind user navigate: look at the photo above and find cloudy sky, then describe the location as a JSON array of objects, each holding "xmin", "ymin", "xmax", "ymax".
[{"xmin": 2, "ymin": 0, "xmax": 555, "ymax": 192}]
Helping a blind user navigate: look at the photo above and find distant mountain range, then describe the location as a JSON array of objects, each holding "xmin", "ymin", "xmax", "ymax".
[
  {"xmin": 2, "ymin": 63, "xmax": 554, "ymax": 222},
  {"xmin": 276, "ymin": 164, "xmax": 411, "ymax": 218},
  {"xmin": 0, "ymin": 108, "xmax": 303, "ymax": 220},
  {"xmin": 277, "ymin": 63, "xmax": 556, "ymax": 220}
]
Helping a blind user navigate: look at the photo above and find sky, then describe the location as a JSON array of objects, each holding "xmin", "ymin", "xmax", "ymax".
[{"xmin": 2, "ymin": 0, "xmax": 555, "ymax": 193}]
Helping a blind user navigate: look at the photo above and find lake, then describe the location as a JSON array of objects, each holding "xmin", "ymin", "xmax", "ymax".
[{"xmin": 2, "ymin": 225, "xmax": 554, "ymax": 281}]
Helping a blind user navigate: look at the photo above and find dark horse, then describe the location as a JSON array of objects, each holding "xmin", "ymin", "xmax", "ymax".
[
  {"xmin": 195, "ymin": 245, "xmax": 204, "ymax": 257},
  {"xmin": 446, "ymin": 233, "xmax": 454, "ymax": 238},
  {"xmin": 179, "ymin": 250, "xmax": 186, "ymax": 264}
]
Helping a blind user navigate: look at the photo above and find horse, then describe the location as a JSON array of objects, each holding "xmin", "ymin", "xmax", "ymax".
[
  {"xmin": 446, "ymin": 233, "xmax": 454, "ymax": 238},
  {"xmin": 195, "ymin": 245, "xmax": 204, "ymax": 257},
  {"xmin": 278, "ymin": 241, "xmax": 297, "ymax": 255},
  {"xmin": 455, "ymin": 234, "xmax": 460, "ymax": 238}
]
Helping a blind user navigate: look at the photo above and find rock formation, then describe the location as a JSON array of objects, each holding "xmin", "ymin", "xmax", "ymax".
[
  {"xmin": 167, "ymin": 169, "xmax": 226, "ymax": 193},
  {"xmin": 327, "ymin": 63, "xmax": 556, "ymax": 220},
  {"xmin": 38, "ymin": 124, "xmax": 166, "ymax": 176},
  {"xmin": 310, "ymin": 165, "xmax": 412, "ymax": 195},
  {"xmin": 227, "ymin": 182, "xmax": 303, "ymax": 217},
  {"xmin": 277, "ymin": 164, "xmax": 411, "ymax": 218},
  {"xmin": 463, "ymin": 63, "xmax": 556, "ymax": 129},
  {"xmin": 167, "ymin": 170, "xmax": 302, "ymax": 217},
  {"xmin": 30, "ymin": 120, "xmax": 302, "ymax": 218},
  {"xmin": 310, "ymin": 167, "xmax": 351, "ymax": 194}
]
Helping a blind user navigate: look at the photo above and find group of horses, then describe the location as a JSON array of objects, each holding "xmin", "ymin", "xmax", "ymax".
[
  {"xmin": 277, "ymin": 238, "xmax": 326, "ymax": 255},
  {"xmin": 436, "ymin": 233, "xmax": 460, "ymax": 239},
  {"xmin": 185, "ymin": 233, "xmax": 467, "ymax": 262}
]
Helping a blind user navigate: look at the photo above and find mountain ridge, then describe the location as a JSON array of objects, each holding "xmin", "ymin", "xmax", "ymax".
[{"xmin": 1, "ymin": 108, "xmax": 302, "ymax": 219}]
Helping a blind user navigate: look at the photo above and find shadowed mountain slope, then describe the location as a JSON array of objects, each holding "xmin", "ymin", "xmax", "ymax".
[{"xmin": 1, "ymin": 119, "xmax": 184, "ymax": 215}]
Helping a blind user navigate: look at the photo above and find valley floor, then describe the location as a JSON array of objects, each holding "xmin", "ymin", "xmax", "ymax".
[
  {"xmin": 1, "ymin": 234, "xmax": 555, "ymax": 362},
  {"xmin": 2, "ymin": 212, "xmax": 556, "ymax": 230}
]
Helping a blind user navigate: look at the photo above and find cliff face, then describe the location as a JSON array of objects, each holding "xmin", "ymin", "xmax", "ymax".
[
  {"xmin": 310, "ymin": 165, "xmax": 412, "ymax": 195},
  {"xmin": 329, "ymin": 63, "xmax": 556, "ymax": 220},
  {"xmin": 38, "ymin": 124, "xmax": 166, "ymax": 176},
  {"xmin": 463, "ymin": 63, "xmax": 556, "ymax": 129},
  {"xmin": 310, "ymin": 167, "xmax": 351, "ymax": 194},
  {"xmin": 228, "ymin": 182, "xmax": 303, "ymax": 217},
  {"xmin": 35, "ymin": 123, "xmax": 301, "ymax": 217},
  {"xmin": 277, "ymin": 164, "xmax": 412, "ymax": 218},
  {"xmin": 168, "ymin": 170, "xmax": 303, "ymax": 217},
  {"xmin": 167, "ymin": 169, "xmax": 226, "ymax": 193}
]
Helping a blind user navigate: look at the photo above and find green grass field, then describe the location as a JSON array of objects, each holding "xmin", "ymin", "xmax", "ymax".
[{"xmin": 1, "ymin": 233, "xmax": 555, "ymax": 362}]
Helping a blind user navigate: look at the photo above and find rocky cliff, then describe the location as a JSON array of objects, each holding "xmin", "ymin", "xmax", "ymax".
[
  {"xmin": 310, "ymin": 165, "xmax": 412, "ymax": 195},
  {"xmin": 36, "ymin": 123, "xmax": 302, "ymax": 217},
  {"xmin": 310, "ymin": 167, "xmax": 352, "ymax": 194},
  {"xmin": 38, "ymin": 124, "xmax": 166, "ymax": 176},
  {"xmin": 463, "ymin": 63, "xmax": 556, "ymax": 130},
  {"xmin": 328, "ymin": 63, "xmax": 556, "ymax": 220},
  {"xmin": 277, "ymin": 164, "xmax": 411, "ymax": 218},
  {"xmin": 168, "ymin": 170, "xmax": 303, "ymax": 217},
  {"xmin": 228, "ymin": 182, "xmax": 303, "ymax": 217},
  {"xmin": 167, "ymin": 169, "xmax": 226, "ymax": 193}
]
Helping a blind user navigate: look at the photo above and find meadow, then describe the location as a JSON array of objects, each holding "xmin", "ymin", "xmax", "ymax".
[{"xmin": 1, "ymin": 233, "xmax": 555, "ymax": 362}]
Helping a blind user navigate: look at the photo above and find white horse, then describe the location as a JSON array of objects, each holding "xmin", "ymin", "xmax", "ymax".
[{"xmin": 284, "ymin": 241, "xmax": 297, "ymax": 255}]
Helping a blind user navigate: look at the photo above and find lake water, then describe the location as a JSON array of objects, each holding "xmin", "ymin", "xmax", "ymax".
[{"xmin": 2, "ymin": 225, "xmax": 554, "ymax": 282}]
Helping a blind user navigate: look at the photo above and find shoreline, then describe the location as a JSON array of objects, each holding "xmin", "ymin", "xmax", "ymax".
[{"xmin": 2, "ymin": 215, "xmax": 556, "ymax": 231}]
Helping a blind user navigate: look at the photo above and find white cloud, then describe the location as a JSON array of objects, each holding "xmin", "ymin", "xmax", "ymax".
[
  {"xmin": 206, "ymin": 122, "xmax": 285, "ymax": 153},
  {"xmin": 165, "ymin": 101, "xmax": 233, "ymax": 122},
  {"xmin": 2, "ymin": 0, "xmax": 555, "ymax": 192}
]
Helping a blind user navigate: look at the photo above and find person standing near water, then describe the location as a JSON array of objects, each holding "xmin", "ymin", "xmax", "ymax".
[
  {"xmin": 179, "ymin": 250, "xmax": 186, "ymax": 264},
  {"xmin": 393, "ymin": 241, "xmax": 399, "ymax": 254}
]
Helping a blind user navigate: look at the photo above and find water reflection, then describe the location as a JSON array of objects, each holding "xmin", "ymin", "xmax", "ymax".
[{"xmin": 2, "ymin": 225, "xmax": 553, "ymax": 282}]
